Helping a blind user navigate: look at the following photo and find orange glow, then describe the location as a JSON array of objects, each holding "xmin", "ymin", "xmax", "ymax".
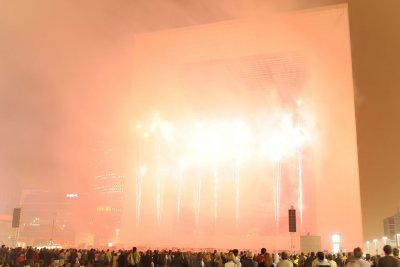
[{"xmin": 120, "ymin": 4, "xmax": 362, "ymax": 251}]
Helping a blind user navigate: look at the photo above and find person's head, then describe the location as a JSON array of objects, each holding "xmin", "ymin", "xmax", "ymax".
[
  {"xmin": 393, "ymin": 248, "xmax": 399, "ymax": 257},
  {"xmin": 215, "ymin": 253, "xmax": 221, "ymax": 261},
  {"xmin": 353, "ymin": 248, "xmax": 363, "ymax": 259},
  {"xmin": 233, "ymin": 249, "xmax": 239, "ymax": 257},
  {"xmin": 264, "ymin": 253, "xmax": 272, "ymax": 266},
  {"xmin": 383, "ymin": 245, "xmax": 393, "ymax": 256},
  {"xmin": 327, "ymin": 254, "xmax": 333, "ymax": 261},
  {"xmin": 281, "ymin": 252, "xmax": 289, "ymax": 260},
  {"xmin": 226, "ymin": 252, "xmax": 235, "ymax": 262},
  {"xmin": 371, "ymin": 256, "xmax": 379, "ymax": 266},
  {"xmin": 261, "ymin": 248, "xmax": 267, "ymax": 255},
  {"xmin": 246, "ymin": 251, "xmax": 253, "ymax": 259},
  {"xmin": 310, "ymin": 252, "xmax": 315, "ymax": 258},
  {"xmin": 317, "ymin": 252, "xmax": 324, "ymax": 261}
]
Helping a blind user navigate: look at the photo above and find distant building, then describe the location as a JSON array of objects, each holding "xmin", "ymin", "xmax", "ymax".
[
  {"xmin": 17, "ymin": 190, "xmax": 82, "ymax": 247},
  {"xmin": 383, "ymin": 210, "xmax": 400, "ymax": 243},
  {"xmin": 91, "ymin": 146, "xmax": 126, "ymax": 246}
]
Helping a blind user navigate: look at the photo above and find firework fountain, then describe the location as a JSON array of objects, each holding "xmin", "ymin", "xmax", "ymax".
[
  {"xmin": 211, "ymin": 130, "xmax": 222, "ymax": 226},
  {"xmin": 153, "ymin": 116, "xmax": 162, "ymax": 227},
  {"xmin": 177, "ymin": 159, "xmax": 185, "ymax": 222},
  {"xmin": 297, "ymin": 121, "xmax": 304, "ymax": 232},
  {"xmin": 135, "ymin": 166, "xmax": 146, "ymax": 226},
  {"xmin": 133, "ymin": 107, "xmax": 311, "ymax": 233}
]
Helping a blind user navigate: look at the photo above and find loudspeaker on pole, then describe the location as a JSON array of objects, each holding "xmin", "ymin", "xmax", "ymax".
[
  {"xmin": 12, "ymin": 208, "xmax": 21, "ymax": 228},
  {"xmin": 288, "ymin": 207, "xmax": 296, "ymax": 233}
]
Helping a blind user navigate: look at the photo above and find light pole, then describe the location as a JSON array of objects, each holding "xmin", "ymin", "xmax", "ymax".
[
  {"xmin": 373, "ymin": 239, "xmax": 378, "ymax": 255},
  {"xmin": 332, "ymin": 233, "xmax": 341, "ymax": 254}
]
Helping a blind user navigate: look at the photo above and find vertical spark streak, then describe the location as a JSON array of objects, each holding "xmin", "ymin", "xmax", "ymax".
[
  {"xmin": 177, "ymin": 161, "xmax": 184, "ymax": 222},
  {"xmin": 272, "ymin": 162, "xmax": 277, "ymax": 223},
  {"xmin": 136, "ymin": 168, "xmax": 145, "ymax": 227},
  {"xmin": 135, "ymin": 169, "xmax": 142, "ymax": 227},
  {"xmin": 135, "ymin": 166, "xmax": 140, "ymax": 227},
  {"xmin": 155, "ymin": 133, "xmax": 161, "ymax": 227},
  {"xmin": 296, "ymin": 109, "xmax": 303, "ymax": 232},
  {"xmin": 195, "ymin": 166, "xmax": 202, "ymax": 227},
  {"xmin": 277, "ymin": 160, "xmax": 282, "ymax": 225},
  {"xmin": 273, "ymin": 159, "xmax": 282, "ymax": 230},
  {"xmin": 298, "ymin": 144, "xmax": 303, "ymax": 232},
  {"xmin": 213, "ymin": 163, "xmax": 218, "ymax": 226},
  {"xmin": 296, "ymin": 111, "xmax": 304, "ymax": 233},
  {"xmin": 234, "ymin": 162, "xmax": 240, "ymax": 227},
  {"xmin": 135, "ymin": 127, "xmax": 143, "ymax": 228}
]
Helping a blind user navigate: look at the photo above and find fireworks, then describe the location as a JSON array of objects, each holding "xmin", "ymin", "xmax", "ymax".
[{"xmin": 133, "ymin": 106, "xmax": 313, "ymax": 230}]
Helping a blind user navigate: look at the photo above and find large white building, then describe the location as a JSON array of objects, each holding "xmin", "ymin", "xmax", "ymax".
[{"xmin": 121, "ymin": 3, "xmax": 363, "ymax": 251}]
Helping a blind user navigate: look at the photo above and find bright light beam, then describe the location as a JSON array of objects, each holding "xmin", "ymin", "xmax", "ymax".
[
  {"xmin": 136, "ymin": 166, "xmax": 146, "ymax": 227},
  {"xmin": 231, "ymin": 120, "xmax": 249, "ymax": 227},
  {"xmin": 298, "ymin": 143, "xmax": 303, "ymax": 232},
  {"xmin": 211, "ymin": 127, "xmax": 223, "ymax": 227},
  {"xmin": 234, "ymin": 162, "xmax": 240, "ymax": 227},
  {"xmin": 272, "ymin": 158, "xmax": 282, "ymax": 231},
  {"xmin": 154, "ymin": 117, "xmax": 162, "ymax": 227},
  {"xmin": 213, "ymin": 163, "xmax": 219, "ymax": 226},
  {"xmin": 195, "ymin": 166, "xmax": 202, "ymax": 227},
  {"xmin": 295, "ymin": 112, "xmax": 305, "ymax": 233},
  {"xmin": 177, "ymin": 159, "xmax": 185, "ymax": 222}
]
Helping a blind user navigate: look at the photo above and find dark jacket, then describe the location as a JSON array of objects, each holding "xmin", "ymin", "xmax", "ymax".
[{"xmin": 379, "ymin": 256, "xmax": 400, "ymax": 267}]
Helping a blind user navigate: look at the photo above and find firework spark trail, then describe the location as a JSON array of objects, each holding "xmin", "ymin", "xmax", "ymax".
[
  {"xmin": 213, "ymin": 163, "xmax": 218, "ymax": 226},
  {"xmin": 235, "ymin": 162, "xmax": 240, "ymax": 227},
  {"xmin": 277, "ymin": 160, "xmax": 282, "ymax": 225},
  {"xmin": 295, "ymin": 114, "xmax": 304, "ymax": 233},
  {"xmin": 273, "ymin": 161, "xmax": 277, "ymax": 223},
  {"xmin": 135, "ymin": 168, "xmax": 140, "ymax": 226},
  {"xmin": 195, "ymin": 166, "xmax": 202, "ymax": 227},
  {"xmin": 298, "ymin": 144, "xmax": 303, "ymax": 232},
  {"xmin": 156, "ymin": 133, "xmax": 161, "ymax": 227},
  {"xmin": 135, "ymin": 168, "xmax": 145, "ymax": 227},
  {"xmin": 177, "ymin": 162, "xmax": 184, "ymax": 222},
  {"xmin": 273, "ymin": 159, "xmax": 282, "ymax": 230},
  {"xmin": 272, "ymin": 162, "xmax": 275, "ymax": 224}
]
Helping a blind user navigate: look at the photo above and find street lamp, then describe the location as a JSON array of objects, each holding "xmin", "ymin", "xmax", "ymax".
[
  {"xmin": 383, "ymin": 236, "xmax": 388, "ymax": 245},
  {"xmin": 332, "ymin": 233, "xmax": 341, "ymax": 254},
  {"xmin": 373, "ymin": 239, "xmax": 378, "ymax": 254},
  {"xmin": 115, "ymin": 228, "xmax": 120, "ymax": 244}
]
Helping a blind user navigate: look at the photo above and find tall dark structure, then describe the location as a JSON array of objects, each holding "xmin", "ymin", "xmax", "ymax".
[
  {"xmin": 289, "ymin": 208, "xmax": 296, "ymax": 233},
  {"xmin": 12, "ymin": 208, "xmax": 21, "ymax": 228}
]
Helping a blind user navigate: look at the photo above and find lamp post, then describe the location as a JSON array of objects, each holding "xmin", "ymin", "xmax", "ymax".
[
  {"xmin": 332, "ymin": 233, "xmax": 341, "ymax": 254},
  {"xmin": 115, "ymin": 228, "xmax": 120, "ymax": 244},
  {"xmin": 373, "ymin": 239, "xmax": 378, "ymax": 255}
]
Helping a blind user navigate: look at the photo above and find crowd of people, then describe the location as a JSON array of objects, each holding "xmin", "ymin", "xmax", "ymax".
[{"xmin": 1, "ymin": 245, "xmax": 399, "ymax": 267}]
